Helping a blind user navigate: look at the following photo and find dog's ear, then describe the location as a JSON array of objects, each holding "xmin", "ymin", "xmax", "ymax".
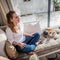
[{"xmin": 43, "ymin": 31, "xmax": 48, "ymax": 38}]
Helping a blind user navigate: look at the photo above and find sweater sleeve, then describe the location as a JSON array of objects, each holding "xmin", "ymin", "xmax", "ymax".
[{"xmin": 6, "ymin": 27, "xmax": 14, "ymax": 44}]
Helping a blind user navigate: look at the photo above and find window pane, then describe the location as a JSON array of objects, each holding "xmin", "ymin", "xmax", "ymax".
[
  {"xmin": 50, "ymin": 0, "xmax": 60, "ymax": 28},
  {"xmin": 11, "ymin": 0, "xmax": 53, "ymax": 29}
]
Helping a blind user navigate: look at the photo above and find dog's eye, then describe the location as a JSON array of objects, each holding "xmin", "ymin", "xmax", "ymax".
[
  {"xmin": 53, "ymin": 32, "xmax": 55, "ymax": 34},
  {"xmin": 49, "ymin": 32, "xmax": 51, "ymax": 34}
]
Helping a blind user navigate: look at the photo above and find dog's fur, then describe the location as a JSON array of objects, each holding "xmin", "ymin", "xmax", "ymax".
[{"xmin": 43, "ymin": 28, "xmax": 56, "ymax": 38}]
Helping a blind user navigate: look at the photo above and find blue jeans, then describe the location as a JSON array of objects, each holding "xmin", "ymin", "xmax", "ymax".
[{"xmin": 15, "ymin": 33, "xmax": 40, "ymax": 53}]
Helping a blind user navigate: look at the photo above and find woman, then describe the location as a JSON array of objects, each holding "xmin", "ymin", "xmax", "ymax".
[{"xmin": 6, "ymin": 11, "xmax": 41, "ymax": 54}]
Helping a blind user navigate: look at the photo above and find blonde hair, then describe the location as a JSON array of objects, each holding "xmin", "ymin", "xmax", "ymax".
[{"xmin": 6, "ymin": 11, "xmax": 17, "ymax": 33}]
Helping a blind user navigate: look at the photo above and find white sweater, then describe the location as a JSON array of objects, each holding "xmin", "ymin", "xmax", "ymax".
[{"xmin": 6, "ymin": 22, "xmax": 25, "ymax": 44}]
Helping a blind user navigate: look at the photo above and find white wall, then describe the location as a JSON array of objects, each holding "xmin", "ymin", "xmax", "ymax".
[{"xmin": 11, "ymin": 0, "xmax": 54, "ymax": 15}]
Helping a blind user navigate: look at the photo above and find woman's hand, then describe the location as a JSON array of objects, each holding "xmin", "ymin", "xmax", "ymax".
[
  {"xmin": 28, "ymin": 34, "xmax": 34, "ymax": 37},
  {"xmin": 12, "ymin": 41, "xmax": 18, "ymax": 46},
  {"xmin": 12, "ymin": 41, "xmax": 26, "ymax": 49},
  {"xmin": 19, "ymin": 43, "xmax": 27, "ymax": 49}
]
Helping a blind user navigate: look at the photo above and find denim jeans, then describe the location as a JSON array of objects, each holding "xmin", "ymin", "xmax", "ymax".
[{"xmin": 15, "ymin": 32, "xmax": 40, "ymax": 53}]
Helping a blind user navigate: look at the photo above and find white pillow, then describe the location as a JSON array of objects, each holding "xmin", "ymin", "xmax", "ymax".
[
  {"xmin": 0, "ymin": 29, "xmax": 7, "ymax": 57},
  {"xmin": 24, "ymin": 22, "xmax": 41, "ymax": 34},
  {"xmin": 29, "ymin": 54, "xmax": 39, "ymax": 60},
  {"xmin": 0, "ymin": 56, "xmax": 9, "ymax": 60}
]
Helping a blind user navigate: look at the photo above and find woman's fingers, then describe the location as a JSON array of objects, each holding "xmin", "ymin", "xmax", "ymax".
[
  {"xmin": 20, "ymin": 43, "xmax": 26, "ymax": 48},
  {"xmin": 29, "ymin": 34, "xmax": 34, "ymax": 37}
]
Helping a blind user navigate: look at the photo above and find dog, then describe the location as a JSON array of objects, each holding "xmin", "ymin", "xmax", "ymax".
[{"xmin": 43, "ymin": 28, "xmax": 56, "ymax": 38}]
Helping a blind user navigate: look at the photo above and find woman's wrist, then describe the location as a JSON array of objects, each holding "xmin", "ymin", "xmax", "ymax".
[
  {"xmin": 18, "ymin": 42, "xmax": 22, "ymax": 46},
  {"xmin": 12, "ymin": 41, "xmax": 19, "ymax": 46}
]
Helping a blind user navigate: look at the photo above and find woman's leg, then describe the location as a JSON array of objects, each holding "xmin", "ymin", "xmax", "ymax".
[
  {"xmin": 22, "ymin": 45, "xmax": 36, "ymax": 53},
  {"xmin": 23, "ymin": 32, "xmax": 40, "ymax": 45},
  {"xmin": 23, "ymin": 35, "xmax": 33, "ymax": 44},
  {"xmin": 15, "ymin": 33, "xmax": 40, "ymax": 53},
  {"xmin": 28, "ymin": 33, "xmax": 40, "ymax": 45},
  {"xmin": 15, "ymin": 44, "xmax": 36, "ymax": 53}
]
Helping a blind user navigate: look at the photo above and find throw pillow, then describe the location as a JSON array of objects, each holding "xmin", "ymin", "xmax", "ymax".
[
  {"xmin": 5, "ymin": 41, "xmax": 18, "ymax": 59},
  {"xmin": 0, "ymin": 56, "xmax": 9, "ymax": 60},
  {"xmin": 24, "ymin": 22, "xmax": 41, "ymax": 34}
]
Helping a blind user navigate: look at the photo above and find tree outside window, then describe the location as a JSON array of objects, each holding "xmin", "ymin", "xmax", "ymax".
[{"xmin": 53, "ymin": 0, "xmax": 60, "ymax": 11}]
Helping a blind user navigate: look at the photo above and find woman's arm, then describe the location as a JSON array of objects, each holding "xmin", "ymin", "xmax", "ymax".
[
  {"xmin": 12, "ymin": 41, "xmax": 20, "ymax": 46},
  {"xmin": 23, "ymin": 32, "xmax": 34, "ymax": 37},
  {"xmin": 12, "ymin": 41, "xmax": 26, "ymax": 48}
]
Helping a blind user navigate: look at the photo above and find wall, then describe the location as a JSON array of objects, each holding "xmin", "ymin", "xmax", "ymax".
[
  {"xmin": 0, "ymin": 0, "xmax": 13, "ymax": 26},
  {"xmin": 11, "ymin": 0, "xmax": 54, "ymax": 15},
  {"xmin": 0, "ymin": 7, "xmax": 6, "ymax": 26},
  {"xmin": 0, "ymin": 0, "xmax": 8, "ymax": 26}
]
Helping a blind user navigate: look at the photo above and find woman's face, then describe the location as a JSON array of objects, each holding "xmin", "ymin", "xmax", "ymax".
[{"xmin": 11, "ymin": 13, "xmax": 20, "ymax": 24}]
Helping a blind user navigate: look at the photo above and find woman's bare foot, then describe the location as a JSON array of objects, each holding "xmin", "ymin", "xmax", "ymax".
[
  {"xmin": 36, "ymin": 40, "xmax": 42, "ymax": 45},
  {"xmin": 28, "ymin": 52, "xmax": 34, "ymax": 55}
]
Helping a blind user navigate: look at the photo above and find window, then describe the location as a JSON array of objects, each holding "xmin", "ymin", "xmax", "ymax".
[
  {"xmin": 11, "ymin": 0, "xmax": 60, "ymax": 29},
  {"xmin": 53, "ymin": 0, "xmax": 60, "ymax": 11}
]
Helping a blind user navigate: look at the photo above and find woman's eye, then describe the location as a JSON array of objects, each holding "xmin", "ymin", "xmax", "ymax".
[
  {"xmin": 16, "ymin": 16, "xmax": 18, "ymax": 18},
  {"xmin": 15, "ymin": 16, "xmax": 19, "ymax": 18}
]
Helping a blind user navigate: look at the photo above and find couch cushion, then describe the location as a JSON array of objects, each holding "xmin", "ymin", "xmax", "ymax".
[
  {"xmin": 0, "ymin": 56, "xmax": 9, "ymax": 60},
  {"xmin": 5, "ymin": 41, "xmax": 18, "ymax": 59},
  {"xmin": 29, "ymin": 54, "xmax": 39, "ymax": 60},
  {"xmin": 24, "ymin": 22, "xmax": 41, "ymax": 34},
  {"xmin": 0, "ymin": 29, "xmax": 7, "ymax": 57},
  {"xmin": 35, "ymin": 38, "xmax": 58, "ymax": 51},
  {"xmin": 0, "ymin": 29, "xmax": 7, "ymax": 41},
  {"xmin": 5, "ymin": 41, "xmax": 31, "ymax": 60}
]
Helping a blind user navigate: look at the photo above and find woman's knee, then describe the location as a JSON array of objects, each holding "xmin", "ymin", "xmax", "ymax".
[
  {"xmin": 24, "ymin": 45, "xmax": 36, "ymax": 52},
  {"xmin": 30, "ymin": 45, "xmax": 36, "ymax": 51},
  {"xmin": 15, "ymin": 45, "xmax": 22, "ymax": 52},
  {"xmin": 34, "ymin": 32, "xmax": 40, "ymax": 38}
]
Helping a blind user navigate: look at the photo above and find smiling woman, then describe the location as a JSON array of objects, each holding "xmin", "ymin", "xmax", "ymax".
[{"xmin": 6, "ymin": 11, "xmax": 40, "ymax": 55}]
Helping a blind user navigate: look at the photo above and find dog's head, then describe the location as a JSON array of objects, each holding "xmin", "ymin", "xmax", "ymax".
[{"xmin": 43, "ymin": 28, "xmax": 56, "ymax": 38}]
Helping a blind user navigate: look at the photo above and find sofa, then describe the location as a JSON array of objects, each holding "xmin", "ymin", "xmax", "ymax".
[
  {"xmin": 0, "ymin": 56, "xmax": 9, "ymax": 60},
  {"xmin": 0, "ymin": 21, "xmax": 60, "ymax": 60}
]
